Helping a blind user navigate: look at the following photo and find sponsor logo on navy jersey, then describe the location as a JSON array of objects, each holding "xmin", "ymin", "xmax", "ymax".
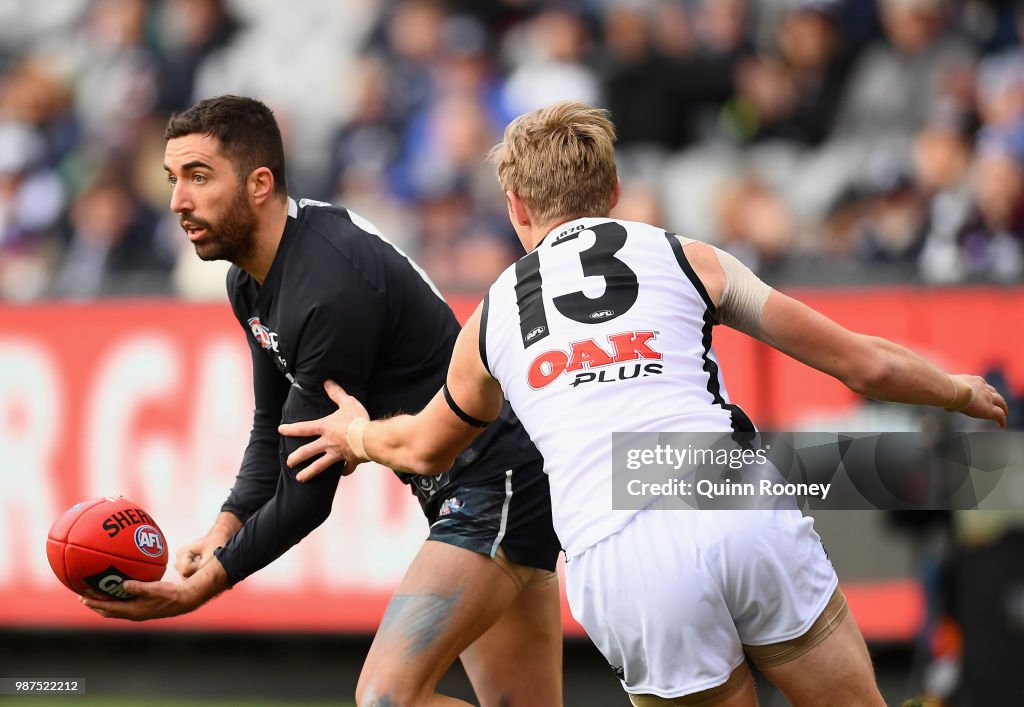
[
  {"xmin": 248, "ymin": 317, "xmax": 276, "ymax": 351},
  {"xmin": 528, "ymin": 330, "xmax": 664, "ymax": 389},
  {"xmin": 248, "ymin": 317, "xmax": 290, "ymax": 372}
]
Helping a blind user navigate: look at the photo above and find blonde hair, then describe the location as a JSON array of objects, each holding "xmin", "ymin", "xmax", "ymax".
[{"xmin": 488, "ymin": 101, "xmax": 618, "ymax": 226}]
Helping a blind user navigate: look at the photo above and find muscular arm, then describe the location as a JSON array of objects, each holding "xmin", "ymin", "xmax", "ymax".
[
  {"xmin": 281, "ymin": 304, "xmax": 505, "ymax": 479},
  {"xmin": 681, "ymin": 238, "xmax": 1008, "ymax": 426}
]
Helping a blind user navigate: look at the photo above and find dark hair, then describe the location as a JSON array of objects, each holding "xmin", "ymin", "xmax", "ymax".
[{"xmin": 165, "ymin": 95, "xmax": 287, "ymax": 196}]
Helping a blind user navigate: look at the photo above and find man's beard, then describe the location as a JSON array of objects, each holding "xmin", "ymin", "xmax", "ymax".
[{"xmin": 185, "ymin": 187, "xmax": 258, "ymax": 265}]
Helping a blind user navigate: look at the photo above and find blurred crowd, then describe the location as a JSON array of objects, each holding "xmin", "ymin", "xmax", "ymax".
[{"xmin": 3, "ymin": 0, "xmax": 1024, "ymax": 300}]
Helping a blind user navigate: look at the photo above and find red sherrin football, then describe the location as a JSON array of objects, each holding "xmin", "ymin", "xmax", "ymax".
[{"xmin": 47, "ymin": 496, "xmax": 168, "ymax": 600}]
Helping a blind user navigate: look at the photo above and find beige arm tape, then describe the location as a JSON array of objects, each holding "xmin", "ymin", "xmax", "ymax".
[
  {"xmin": 713, "ymin": 246, "xmax": 773, "ymax": 337},
  {"xmin": 944, "ymin": 374, "xmax": 976, "ymax": 412},
  {"xmin": 346, "ymin": 417, "xmax": 370, "ymax": 462}
]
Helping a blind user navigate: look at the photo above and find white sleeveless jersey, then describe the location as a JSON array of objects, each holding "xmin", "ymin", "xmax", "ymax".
[{"xmin": 482, "ymin": 217, "xmax": 755, "ymax": 556}]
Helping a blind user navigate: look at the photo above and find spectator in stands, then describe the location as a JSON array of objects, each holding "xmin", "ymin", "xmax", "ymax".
[
  {"xmin": 921, "ymin": 121, "xmax": 1024, "ymax": 282},
  {"xmin": 766, "ymin": 0, "xmax": 852, "ymax": 146},
  {"xmin": 153, "ymin": 0, "xmax": 238, "ymax": 113},
  {"xmin": 367, "ymin": 0, "xmax": 448, "ymax": 132},
  {"xmin": 0, "ymin": 56, "xmax": 79, "ymax": 169},
  {"xmin": 0, "ymin": 121, "xmax": 65, "ymax": 300},
  {"xmin": 714, "ymin": 172, "xmax": 795, "ymax": 273},
  {"xmin": 500, "ymin": 7, "xmax": 600, "ymax": 116},
  {"xmin": 692, "ymin": 0, "xmax": 753, "ymax": 102},
  {"xmin": 599, "ymin": 4, "xmax": 710, "ymax": 151},
  {"xmin": 854, "ymin": 164, "xmax": 928, "ymax": 267},
  {"xmin": 52, "ymin": 162, "xmax": 172, "ymax": 298},
  {"xmin": 832, "ymin": 0, "xmax": 976, "ymax": 150},
  {"xmin": 977, "ymin": 38, "xmax": 1024, "ymax": 130},
  {"xmin": 57, "ymin": 0, "xmax": 160, "ymax": 152}
]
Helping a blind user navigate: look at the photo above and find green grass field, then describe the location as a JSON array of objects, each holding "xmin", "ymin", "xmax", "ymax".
[{"xmin": 1, "ymin": 699, "xmax": 355, "ymax": 706}]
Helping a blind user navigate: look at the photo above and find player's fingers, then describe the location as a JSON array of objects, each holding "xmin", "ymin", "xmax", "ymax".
[
  {"xmin": 85, "ymin": 604, "xmax": 110, "ymax": 618},
  {"xmin": 80, "ymin": 596, "xmax": 113, "ymax": 614},
  {"xmin": 295, "ymin": 456, "xmax": 332, "ymax": 483},
  {"xmin": 174, "ymin": 547, "xmax": 200, "ymax": 576},
  {"xmin": 324, "ymin": 379, "xmax": 349, "ymax": 405},
  {"xmin": 296, "ymin": 456, "xmax": 335, "ymax": 483},
  {"xmin": 278, "ymin": 420, "xmax": 321, "ymax": 438},
  {"xmin": 286, "ymin": 439, "xmax": 325, "ymax": 468},
  {"xmin": 175, "ymin": 557, "xmax": 198, "ymax": 577},
  {"xmin": 976, "ymin": 389, "xmax": 1008, "ymax": 425},
  {"xmin": 996, "ymin": 403, "xmax": 1007, "ymax": 428},
  {"xmin": 994, "ymin": 391, "xmax": 1009, "ymax": 416}
]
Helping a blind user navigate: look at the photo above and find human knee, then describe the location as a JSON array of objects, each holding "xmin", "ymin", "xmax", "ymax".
[{"xmin": 355, "ymin": 667, "xmax": 429, "ymax": 707}]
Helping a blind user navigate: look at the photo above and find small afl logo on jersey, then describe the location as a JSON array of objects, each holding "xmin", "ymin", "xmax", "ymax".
[
  {"xmin": 526, "ymin": 326, "xmax": 547, "ymax": 341},
  {"xmin": 134, "ymin": 525, "xmax": 164, "ymax": 557},
  {"xmin": 589, "ymin": 309, "xmax": 614, "ymax": 320}
]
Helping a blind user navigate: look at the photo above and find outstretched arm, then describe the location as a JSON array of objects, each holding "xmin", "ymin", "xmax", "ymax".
[
  {"xmin": 280, "ymin": 303, "xmax": 505, "ymax": 480},
  {"xmin": 758, "ymin": 290, "xmax": 1005, "ymax": 423},
  {"xmin": 682, "ymin": 239, "xmax": 1009, "ymax": 427}
]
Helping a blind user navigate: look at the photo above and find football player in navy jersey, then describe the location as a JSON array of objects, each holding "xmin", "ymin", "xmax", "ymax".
[
  {"xmin": 82, "ymin": 95, "xmax": 563, "ymax": 707},
  {"xmin": 280, "ymin": 101, "xmax": 1008, "ymax": 707}
]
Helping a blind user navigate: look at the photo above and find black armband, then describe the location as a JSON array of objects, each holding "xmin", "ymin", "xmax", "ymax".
[{"xmin": 443, "ymin": 383, "xmax": 494, "ymax": 428}]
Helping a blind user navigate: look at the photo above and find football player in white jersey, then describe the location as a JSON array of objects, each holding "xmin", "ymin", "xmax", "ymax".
[{"xmin": 281, "ymin": 101, "xmax": 1008, "ymax": 707}]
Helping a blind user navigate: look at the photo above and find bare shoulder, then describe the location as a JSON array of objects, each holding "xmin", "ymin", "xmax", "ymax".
[{"xmin": 676, "ymin": 236, "xmax": 726, "ymax": 308}]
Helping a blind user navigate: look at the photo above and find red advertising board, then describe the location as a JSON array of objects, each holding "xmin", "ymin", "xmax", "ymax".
[{"xmin": 2, "ymin": 288, "xmax": 1021, "ymax": 640}]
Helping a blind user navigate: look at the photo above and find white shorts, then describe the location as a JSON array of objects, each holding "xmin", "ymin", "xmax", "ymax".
[{"xmin": 564, "ymin": 507, "xmax": 838, "ymax": 699}]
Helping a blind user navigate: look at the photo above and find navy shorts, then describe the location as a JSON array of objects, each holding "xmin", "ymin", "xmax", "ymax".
[{"xmin": 422, "ymin": 457, "xmax": 560, "ymax": 572}]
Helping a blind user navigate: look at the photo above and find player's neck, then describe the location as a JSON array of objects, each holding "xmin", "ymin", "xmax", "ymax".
[
  {"xmin": 241, "ymin": 198, "xmax": 289, "ymax": 284},
  {"xmin": 526, "ymin": 215, "xmax": 593, "ymax": 251}
]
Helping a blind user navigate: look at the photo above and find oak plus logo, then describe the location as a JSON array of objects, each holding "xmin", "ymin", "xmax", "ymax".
[{"xmin": 528, "ymin": 330, "xmax": 664, "ymax": 389}]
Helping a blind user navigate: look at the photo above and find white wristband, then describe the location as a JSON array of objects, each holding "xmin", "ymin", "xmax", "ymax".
[{"xmin": 346, "ymin": 417, "xmax": 370, "ymax": 462}]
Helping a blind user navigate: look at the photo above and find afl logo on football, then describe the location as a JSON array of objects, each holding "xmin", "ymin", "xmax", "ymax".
[
  {"xmin": 134, "ymin": 525, "xmax": 165, "ymax": 557},
  {"xmin": 589, "ymin": 309, "xmax": 614, "ymax": 320}
]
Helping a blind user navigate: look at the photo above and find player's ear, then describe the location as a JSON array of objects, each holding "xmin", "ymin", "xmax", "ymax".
[
  {"xmin": 507, "ymin": 191, "xmax": 531, "ymax": 227},
  {"xmin": 249, "ymin": 167, "xmax": 275, "ymax": 204},
  {"xmin": 609, "ymin": 178, "xmax": 621, "ymax": 212}
]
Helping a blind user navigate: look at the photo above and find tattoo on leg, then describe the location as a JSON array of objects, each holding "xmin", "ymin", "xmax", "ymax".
[{"xmin": 378, "ymin": 591, "xmax": 464, "ymax": 659}]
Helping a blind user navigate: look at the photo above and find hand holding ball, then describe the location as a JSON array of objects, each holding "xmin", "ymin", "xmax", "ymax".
[{"xmin": 47, "ymin": 497, "xmax": 167, "ymax": 601}]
